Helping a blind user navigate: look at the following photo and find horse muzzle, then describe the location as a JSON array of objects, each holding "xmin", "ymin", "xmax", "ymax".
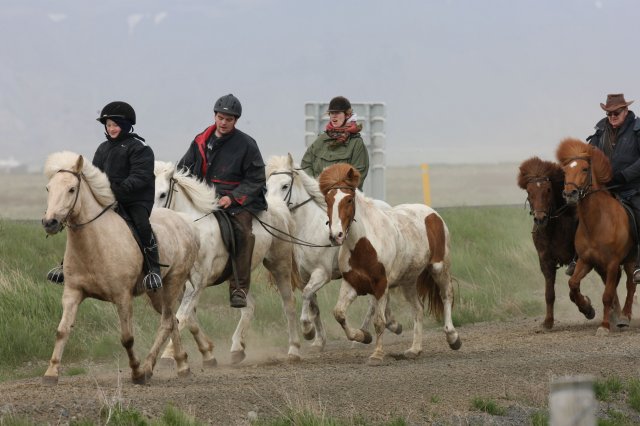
[
  {"xmin": 562, "ymin": 190, "xmax": 579, "ymax": 205},
  {"xmin": 329, "ymin": 232, "xmax": 345, "ymax": 246},
  {"xmin": 533, "ymin": 214, "xmax": 548, "ymax": 227},
  {"xmin": 42, "ymin": 218, "xmax": 63, "ymax": 235}
]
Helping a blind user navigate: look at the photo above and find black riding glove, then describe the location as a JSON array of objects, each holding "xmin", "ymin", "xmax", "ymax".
[{"xmin": 610, "ymin": 171, "xmax": 626, "ymax": 186}]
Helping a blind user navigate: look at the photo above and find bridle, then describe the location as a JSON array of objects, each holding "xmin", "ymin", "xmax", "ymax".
[
  {"xmin": 268, "ymin": 170, "xmax": 313, "ymax": 212},
  {"xmin": 327, "ymin": 184, "xmax": 357, "ymax": 237},
  {"xmin": 562, "ymin": 155, "xmax": 594, "ymax": 201},
  {"xmin": 52, "ymin": 169, "xmax": 115, "ymax": 230},
  {"xmin": 161, "ymin": 176, "xmax": 178, "ymax": 209}
]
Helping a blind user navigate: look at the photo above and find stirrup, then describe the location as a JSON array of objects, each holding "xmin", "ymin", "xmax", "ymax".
[
  {"xmin": 143, "ymin": 272, "xmax": 162, "ymax": 291},
  {"xmin": 230, "ymin": 289, "xmax": 247, "ymax": 308},
  {"xmin": 565, "ymin": 261, "xmax": 576, "ymax": 277},
  {"xmin": 633, "ymin": 268, "xmax": 640, "ymax": 285},
  {"xmin": 46, "ymin": 265, "xmax": 64, "ymax": 285}
]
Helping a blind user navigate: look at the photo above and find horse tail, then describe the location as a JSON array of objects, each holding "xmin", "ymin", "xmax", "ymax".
[
  {"xmin": 290, "ymin": 252, "xmax": 304, "ymax": 291},
  {"xmin": 417, "ymin": 268, "xmax": 445, "ymax": 321}
]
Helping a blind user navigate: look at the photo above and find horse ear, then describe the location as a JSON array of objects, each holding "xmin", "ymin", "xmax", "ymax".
[
  {"xmin": 74, "ymin": 155, "xmax": 84, "ymax": 173},
  {"xmin": 287, "ymin": 153, "xmax": 295, "ymax": 168},
  {"xmin": 346, "ymin": 166, "xmax": 361, "ymax": 188}
]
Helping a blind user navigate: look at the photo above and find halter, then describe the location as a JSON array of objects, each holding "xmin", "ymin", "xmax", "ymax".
[
  {"xmin": 268, "ymin": 170, "xmax": 313, "ymax": 211},
  {"xmin": 563, "ymin": 156, "xmax": 594, "ymax": 201},
  {"xmin": 52, "ymin": 169, "xmax": 115, "ymax": 230}
]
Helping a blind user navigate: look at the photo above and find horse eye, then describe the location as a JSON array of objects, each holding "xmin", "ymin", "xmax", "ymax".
[
  {"xmin": 69, "ymin": 187, "xmax": 75, "ymax": 194},
  {"xmin": 282, "ymin": 184, "xmax": 290, "ymax": 191},
  {"xmin": 159, "ymin": 193, "xmax": 166, "ymax": 199},
  {"xmin": 582, "ymin": 168, "xmax": 589, "ymax": 173},
  {"xmin": 45, "ymin": 186, "xmax": 49, "ymax": 192},
  {"xmin": 325, "ymin": 220, "xmax": 330, "ymax": 225}
]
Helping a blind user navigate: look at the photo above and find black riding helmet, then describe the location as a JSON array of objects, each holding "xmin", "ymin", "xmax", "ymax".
[
  {"xmin": 327, "ymin": 96, "xmax": 351, "ymax": 113},
  {"xmin": 97, "ymin": 101, "xmax": 136, "ymax": 125},
  {"xmin": 214, "ymin": 94, "xmax": 242, "ymax": 118}
]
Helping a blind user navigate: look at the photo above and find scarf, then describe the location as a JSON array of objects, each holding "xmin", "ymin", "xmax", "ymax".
[{"xmin": 325, "ymin": 115, "xmax": 362, "ymax": 147}]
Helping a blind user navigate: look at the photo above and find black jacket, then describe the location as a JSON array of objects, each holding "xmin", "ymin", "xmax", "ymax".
[
  {"xmin": 588, "ymin": 111, "xmax": 640, "ymax": 193},
  {"xmin": 178, "ymin": 125, "xmax": 267, "ymax": 214},
  {"xmin": 92, "ymin": 133, "xmax": 155, "ymax": 212}
]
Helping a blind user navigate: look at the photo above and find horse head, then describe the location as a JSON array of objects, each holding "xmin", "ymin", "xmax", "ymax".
[
  {"xmin": 517, "ymin": 157, "xmax": 563, "ymax": 228},
  {"xmin": 556, "ymin": 138, "xmax": 612, "ymax": 205},
  {"xmin": 266, "ymin": 154, "xmax": 297, "ymax": 208},
  {"xmin": 318, "ymin": 163, "xmax": 360, "ymax": 246},
  {"xmin": 154, "ymin": 161, "xmax": 177, "ymax": 208}
]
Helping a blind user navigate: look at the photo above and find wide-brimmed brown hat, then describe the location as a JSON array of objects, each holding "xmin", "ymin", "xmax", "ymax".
[{"xmin": 600, "ymin": 93, "xmax": 634, "ymax": 112}]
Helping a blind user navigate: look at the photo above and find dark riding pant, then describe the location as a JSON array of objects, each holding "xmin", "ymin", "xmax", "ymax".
[
  {"xmin": 125, "ymin": 204, "xmax": 153, "ymax": 246},
  {"xmin": 229, "ymin": 210, "xmax": 255, "ymax": 297}
]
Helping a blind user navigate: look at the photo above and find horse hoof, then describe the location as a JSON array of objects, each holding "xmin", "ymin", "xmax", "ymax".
[
  {"xmin": 616, "ymin": 316, "xmax": 630, "ymax": 328},
  {"xmin": 203, "ymin": 358, "xmax": 218, "ymax": 368},
  {"xmin": 177, "ymin": 368, "xmax": 191, "ymax": 378},
  {"xmin": 132, "ymin": 373, "xmax": 150, "ymax": 385},
  {"xmin": 392, "ymin": 324, "xmax": 403, "ymax": 335},
  {"xmin": 303, "ymin": 328, "xmax": 316, "ymax": 341},
  {"xmin": 596, "ymin": 326, "xmax": 610, "ymax": 336},
  {"xmin": 403, "ymin": 349, "xmax": 421, "ymax": 359},
  {"xmin": 288, "ymin": 354, "xmax": 302, "ymax": 363},
  {"xmin": 360, "ymin": 330, "xmax": 373, "ymax": 344},
  {"xmin": 308, "ymin": 344, "xmax": 324, "ymax": 353},
  {"xmin": 542, "ymin": 319, "xmax": 554, "ymax": 330},
  {"xmin": 367, "ymin": 356, "xmax": 384, "ymax": 366},
  {"xmin": 42, "ymin": 375, "xmax": 59, "ymax": 386},
  {"xmin": 585, "ymin": 307, "xmax": 596, "ymax": 320},
  {"xmin": 449, "ymin": 337, "xmax": 462, "ymax": 350},
  {"xmin": 230, "ymin": 351, "xmax": 246, "ymax": 365}
]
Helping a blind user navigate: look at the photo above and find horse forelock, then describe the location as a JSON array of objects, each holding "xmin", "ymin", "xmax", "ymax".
[
  {"xmin": 517, "ymin": 157, "xmax": 563, "ymax": 189},
  {"xmin": 556, "ymin": 138, "xmax": 590, "ymax": 166},
  {"xmin": 172, "ymin": 167, "xmax": 220, "ymax": 213},
  {"xmin": 44, "ymin": 151, "xmax": 115, "ymax": 207},
  {"xmin": 154, "ymin": 160, "xmax": 175, "ymax": 179},
  {"xmin": 318, "ymin": 163, "xmax": 360, "ymax": 195},
  {"xmin": 265, "ymin": 155, "xmax": 291, "ymax": 178}
]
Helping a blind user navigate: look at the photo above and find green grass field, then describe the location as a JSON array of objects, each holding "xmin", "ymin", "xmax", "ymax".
[{"xmin": 0, "ymin": 205, "xmax": 562, "ymax": 382}]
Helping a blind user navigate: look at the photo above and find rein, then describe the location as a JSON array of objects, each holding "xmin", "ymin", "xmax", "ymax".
[
  {"xmin": 161, "ymin": 176, "xmax": 178, "ymax": 209},
  {"xmin": 54, "ymin": 169, "xmax": 115, "ymax": 231}
]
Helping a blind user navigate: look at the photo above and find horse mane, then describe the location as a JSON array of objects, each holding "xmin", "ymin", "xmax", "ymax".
[
  {"xmin": 172, "ymin": 166, "xmax": 220, "ymax": 213},
  {"xmin": 517, "ymin": 157, "xmax": 564, "ymax": 189},
  {"xmin": 556, "ymin": 137, "xmax": 612, "ymax": 184},
  {"xmin": 44, "ymin": 151, "xmax": 115, "ymax": 207},
  {"xmin": 318, "ymin": 163, "xmax": 361, "ymax": 195}
]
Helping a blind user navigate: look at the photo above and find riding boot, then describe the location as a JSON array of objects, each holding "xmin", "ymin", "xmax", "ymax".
[
  {"xmin": 227, "ymin": 211, "xmax": 254, "ymax": 308},
  {"xmin": 47, "ymin": 259, "xmax": 64, "ymax": 284},
  {"xmin": 143, "ymin": 242, "xmax": 163, "ymax": 291}
]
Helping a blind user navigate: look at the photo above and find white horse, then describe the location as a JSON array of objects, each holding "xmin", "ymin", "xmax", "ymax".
[
  {"xmin": 319, "ymin": 163, "xmax": 461, "ymax": 365},
  {"xmin": 41, "ymin": 151, "xmax": 199, "ymax": 384},
  {"xmin": 154, "ymin": 161, "xmax": 302, "ymax": 364},
  {"xmin": 265, "ymin": 154, "xmax": 403, "ymax": 351}
]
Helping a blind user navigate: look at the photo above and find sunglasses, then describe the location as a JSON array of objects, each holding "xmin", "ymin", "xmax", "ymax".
[{"xmin": 607, "ymin": 108, "xmax": 626, "ymax": 117}]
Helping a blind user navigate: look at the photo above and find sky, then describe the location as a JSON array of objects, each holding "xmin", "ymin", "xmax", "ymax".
[{"xmin": 1, "ymin": 0, "xmax": 640, "ymax": 169}]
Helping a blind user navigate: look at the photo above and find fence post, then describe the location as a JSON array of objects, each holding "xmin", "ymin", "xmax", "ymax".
[{"xmin": 549, "ymin": 375, "xmax": 596, "ymax": 426}]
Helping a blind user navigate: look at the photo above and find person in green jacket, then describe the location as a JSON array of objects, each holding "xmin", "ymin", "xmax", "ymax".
[{"xmin": 301, "ymin": 96, "xmax": 369, "ymax": 190}]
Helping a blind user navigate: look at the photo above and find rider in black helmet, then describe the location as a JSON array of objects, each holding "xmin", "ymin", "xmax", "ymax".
[
  {"xmin": 48, "ymin": 101, "xmax": 162, "ymax": 291},
  {"xmin": 177, "ymin": 93, "xmax": 267, "ymax": 308}
]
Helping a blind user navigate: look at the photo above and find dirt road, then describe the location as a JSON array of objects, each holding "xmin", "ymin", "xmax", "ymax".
[{"xmin": 2, "ymin": 315, "xmax": 640, "ymax": 425}]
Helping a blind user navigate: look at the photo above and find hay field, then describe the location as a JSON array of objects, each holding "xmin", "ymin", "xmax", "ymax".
[{"xmin": 0, "ymin": 163, "xmax": 522, "ymax": 220}]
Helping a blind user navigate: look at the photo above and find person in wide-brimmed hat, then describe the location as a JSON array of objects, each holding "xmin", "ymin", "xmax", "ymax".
[{"xmin": 587, "ymin": 93, "xmax": 640, "ymax": 282}]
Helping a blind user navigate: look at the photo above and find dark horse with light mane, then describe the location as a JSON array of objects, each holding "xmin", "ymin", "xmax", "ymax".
[
  {"xmin": 517, "ymin": 157, "xmax": 578, "ymax": 329},
  {"xmin": 556, "ymin": 138, "xmax": 636, "ymax": 334}
]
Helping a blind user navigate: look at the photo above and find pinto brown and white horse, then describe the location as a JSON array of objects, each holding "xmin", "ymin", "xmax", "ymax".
[
  {"xmin": 41, "ymin": 151, "xmax": 199, "ymax": 384},
  {"xmin": 557, "ymin": 138, "xmax": 636, "ymax": 333},
  {"xmin": 517, "ymin": 157, "xmax": 578, "ymax": 329},
  {"xmin": 318, "ymin": 163, "xmax": 461, "ymax": 365}
]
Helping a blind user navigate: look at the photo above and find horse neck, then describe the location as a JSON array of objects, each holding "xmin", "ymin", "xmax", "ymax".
[
  {"xmin": 171, "ymin": 183, "xmax": 207, "ymax": 218},
  {"xmin": 71, "ymin": 182, "xmax": 106, "ymax": 226},
  {"xmin": 343, "ymin": 194, "xmax": 380, "ymax": 247},
  {"xmin": 576, "ymin": 191, "xmax": 610, "ymax": 231}
]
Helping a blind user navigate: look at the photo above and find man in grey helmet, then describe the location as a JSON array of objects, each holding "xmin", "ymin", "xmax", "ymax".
[{"xmin": 178, "ymin": 94, "xmax": 267, "ymax": 308}]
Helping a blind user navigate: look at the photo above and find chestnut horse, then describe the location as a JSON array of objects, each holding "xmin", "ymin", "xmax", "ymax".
[
  {"xmin": 319, "ymin": 163, "xmax": 460, "ymax": 365},
  {"xmin": 41, "ymin": 151, "xmax": 199, "ymax": 385},
  {"xmin": 517, "ymin": 157, "xmax": 578, "ymax": 329},
  {"xmin": 556, "ymin": 138, "xmax": 636, "ymax": 334}
]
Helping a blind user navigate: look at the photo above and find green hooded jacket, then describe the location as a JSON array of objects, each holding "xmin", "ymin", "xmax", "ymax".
[{"xmin": 300, "ymin": 132, "xmax": 369, "ymax": 190}]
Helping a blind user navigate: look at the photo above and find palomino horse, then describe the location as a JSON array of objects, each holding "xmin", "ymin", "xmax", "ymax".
[
  {"xmin": 318, "ymin": 163, "xmax": 461, "ymax": 365},
  {"xmin": 265, "ymin": 154, "xmax": 403, "ymax": 350},
  {"xmin": 41, "ymin": 151, "xmax": 199, "ymax": 385},
  {"xmin": 517, "ymin": 157, "xmax": 578, "ymax": 329},
  {"xmin": 557, "ymin": 138, "xmax": 636, "ymax": 333},
  {"xmin": 154, "ymin": 161, "xmax": 301, "ymax": 364}
]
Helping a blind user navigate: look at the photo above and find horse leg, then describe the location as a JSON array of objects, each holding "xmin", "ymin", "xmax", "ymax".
[
  {"xmin": 568, "ymin": 259, "xmax": 595, "ymax": 320},
  {"xmin": 619, "ymin": 263, "xmax": 636, "ymax": 328},
  {"xmin": 300, "ymin": 269, "xmax": 330, "ymax": 342},
  {"xmin": 270, "ymin": 265, "xmax": 302, "ymax": 362},
  {"xmin": 161, "ymin": 279, "xmax": 216, "ymax": 367},
  {"xmin": 433, "ymin": 265, "xmax": 461, "ymax": 350},
  {"xmin": 383, "ymin": 297, "xmax": 403, "ymax": 335},
  {"xmin": 113, "ymin": 299, "xmax": 145, "ymax": 384},
  {"xmin": 367, "ymin": 293, "xmax": 388, "ymax": 366},
  {"xmin": 598, "ymin": 264, "xmax": 621, "ymax": 335},
  {"xmin": 400, "ymin": 284, "xmax": 424, "ymax": 359},
  {"xmin": 230, "ymin": 293, "xmax": 255, "ymax": 364},
  {"xmin": 308, "ymin": 293, "xmax": 327, "ymax": 351},
  {"xmin": 540, "ymin": 260, "xmax": 557, "ymax": 330},
  {"xmin": 333, "ymin": 280, "xmax": 371, "ymax": 344},
  {"xmin": 43, "ymin": 289, "xmax": 84, "ymax": 385}
]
